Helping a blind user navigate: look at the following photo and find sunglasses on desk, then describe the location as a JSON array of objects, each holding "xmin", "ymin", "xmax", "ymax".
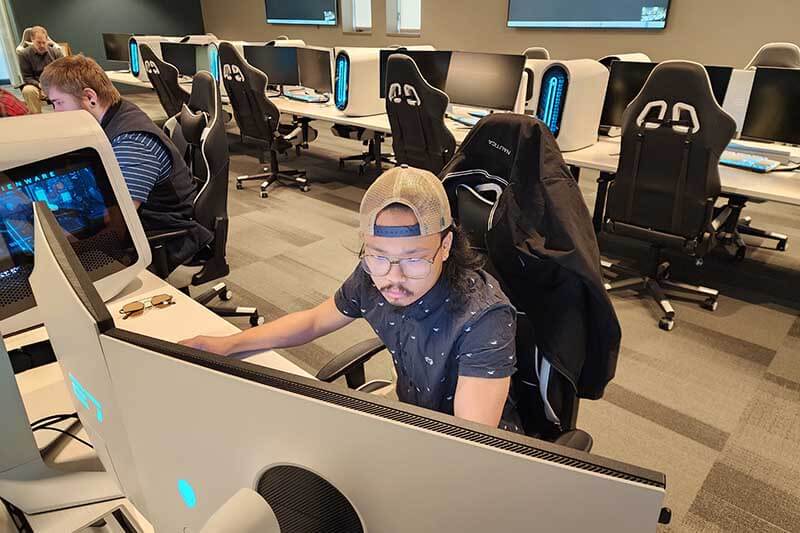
[{"xmin": 119, "ymin": 294, "xmax": 175, "ymax": 319}]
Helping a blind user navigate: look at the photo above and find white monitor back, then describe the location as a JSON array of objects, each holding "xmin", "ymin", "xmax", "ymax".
[
  {"xmin": 28, "ymin": 204, "xmax": 147, "ymax": 514},
  {"xmin": 0, "ymin": 112, "xmax": 150, "ymax": 336}
]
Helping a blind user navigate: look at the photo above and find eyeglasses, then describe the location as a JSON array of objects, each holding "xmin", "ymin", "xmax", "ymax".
[
  {"xmin": 119, "ymin": 294, "xmax": 175, "ymax": 320},
  {"xmin": 360, "ymin": 241, "xmax": 444, "ymax": 280}
]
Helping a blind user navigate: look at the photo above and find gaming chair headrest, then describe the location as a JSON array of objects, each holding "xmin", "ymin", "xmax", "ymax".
[
  {"xmin": 219, "ymin": 42, "xmax": 268, "ymax": 96},
  {"xmin": 385, "ymin": 54, "xmax": 448, "ymax": 106}
]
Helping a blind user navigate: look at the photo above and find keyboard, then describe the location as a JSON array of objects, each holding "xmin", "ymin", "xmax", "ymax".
[
  {"xmin": 447, "ymin": 114, "xmax": 479, "ymax": 127},
  {"xmin": 720, "ymin": 151, "xmax": 781, "ymax": 173},
  {"xmin": 469, "ymin": 110, "xmax": 490, "ymax": 118},
  {"xmin": 284, "ymin": 92, "xmax": 328, "ymax": 104}
]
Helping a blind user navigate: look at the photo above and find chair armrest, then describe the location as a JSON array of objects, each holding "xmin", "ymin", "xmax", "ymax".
[
  {"xmin": 146, "ymin": 229, "xmax": 192, "ymax": 244},
  {"xmin": 316, "ymin": 337, "xmax": 386, "ymax": 388}
]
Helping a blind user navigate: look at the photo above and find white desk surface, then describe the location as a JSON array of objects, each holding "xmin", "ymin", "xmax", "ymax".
[
  {"xmin": 106, "ymin": 70, "xmax": 152, "ymax": 89},
  {"xmin": 564, "ymin": 137, "xmax": 800, "ymax": 207}
]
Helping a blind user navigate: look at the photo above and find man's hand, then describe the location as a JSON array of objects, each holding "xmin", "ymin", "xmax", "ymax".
[{"xmin": 179, "ymin": 335, "xmax": 234, "ymax": 356}]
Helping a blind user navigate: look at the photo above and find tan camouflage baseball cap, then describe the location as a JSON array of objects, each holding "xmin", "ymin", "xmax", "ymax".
[{"xmin": 360, "ymin": 165, "xmax": 452, "ymax": 238}]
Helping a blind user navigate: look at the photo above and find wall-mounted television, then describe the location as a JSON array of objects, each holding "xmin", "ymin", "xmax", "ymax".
[
  {"xmin": 507, "ymin": 0, "xmax": 670, "ymax": 30},
  {"xmin": 265, "ymin": 0, "xmax": 337, "ymax": 26}
]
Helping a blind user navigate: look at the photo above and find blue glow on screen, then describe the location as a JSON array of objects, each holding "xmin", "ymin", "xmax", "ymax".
[
  {"xmin": 0, "ymin": 166, "xmax": 107, "ymax": 265},
  {"xmin": 69, "ymin": 372, "xmax": 104, "ymax": 423}
]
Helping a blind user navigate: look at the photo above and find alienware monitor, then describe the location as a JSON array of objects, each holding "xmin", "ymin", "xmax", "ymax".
[
  {"xmin": 102, "ymin": 33, "xmax": 132, "ymax": 63},
  {"xmin": 507, "ymin": 0, "xmax": 670, "ymax": 29},
  {"xmin": 741, "ymin": 67, "xmax": 800, "ymax": 146},
  {"xmin": 445, "ymin": 52, "xmax": 526, "ymax": 111},
  {"xmin": 31, "ymin": 195, "xmax": 669, "ymax": 532},
  {"xmin": 379, "ymin": 49, "xmax": 451, "ymax": 98},
  {"xmin": 297, "ymin": 47, "xmax": 333, "ymax": 93},
  {"xmin": 265, "ymin": 0, "xmax": 337, "ymax": 25},
  {"xmin": 244, "ymin": 45, "xmax": 300, "ymax": 86},
  {"xmin": 601, "ymin": 61, "xmax": 733, "ymax": 128},
  {"xmin": 0, "ymin": 111, "xmax": 149, "ymax": 338},
  {"xmin": 160, "ymin": 43, "xmax": 201, "ymax": 76}
]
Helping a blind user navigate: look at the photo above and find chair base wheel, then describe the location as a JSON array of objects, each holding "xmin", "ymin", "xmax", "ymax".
[
  {"xmin": 300, "ymin": 185, "xmax": 310, "ymax": 192},
  {"xmin": 734, "ymin": 245, "xmax": 746, "ymax": 262},
  {"xmin": 235, "ymin": 181, "xmax": 243, "ymax": 190},
  {"xmin": 658, "ymin": 317, "xmax": 675, "ymax": 331},
  {"xmin": 220, "ymin": 289, "xmax": 233, "ymax": 301},
  {"xmin": 260, "ymin": 191, "xmax": 268, "ymax": 198},
  {"xmin": 250, "ymin": 314, "xmax": 265, "ymax": 327},
  {"xmin": 701, "ymin": 297, "xmax": 718, "ymax": 312},
  {"xmin": 777, "ymin": 240, "xmax": 788, "ymax": 252}
]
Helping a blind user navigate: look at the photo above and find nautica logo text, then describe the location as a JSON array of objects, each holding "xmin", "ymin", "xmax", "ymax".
[{"xmin": 488, "ymin": 140, "xmax": 511, "ymax": 156}]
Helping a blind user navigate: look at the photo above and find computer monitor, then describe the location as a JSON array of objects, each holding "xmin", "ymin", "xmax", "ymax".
[
  {"xmin": 507, "ymin": 0, "xmax": 670, "ymax": 30},
  {"xmin": 265, "ymin": 0, "xmax": 337, "ymax": 25},
  {"xmin": 31, "ymin": 198, "xmax": 668, "ymax": 532},
  {"xmin": 297, "ymin": 47, "xmax": 333, "ymax": 93},
  {"xmin": 102, "ymin": 33, "xmax": 132, "ymax": 62},
  {"xmin": 379, "ymin": 50, "xmax": 451, "ymax": 98},
  {"xmin": 601, "ymin": 61, "xmax": 733, "ymax": 128},
  {"xmin": 741, "ymin": 67, "xmax": 800, "ymax": 145},
  {"xmin": 0, "ymin": 111, "xmax": 149, "ymax": 337},
  {"xmin": 160, "ymin": 43, "xmax": 200, "ymax": 76},
  {"xmin": 445, "ymin": 52, "xmax": 526, "ymax": 111},
  {"xmin": 243, "ymin": 45, "xmax": 300, "ymax": 86}
]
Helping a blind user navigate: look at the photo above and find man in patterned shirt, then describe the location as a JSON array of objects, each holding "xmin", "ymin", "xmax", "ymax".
[
  {"xmin": 40, "ymin": 55, "xmax": 211, "ymax": 273},
  {"xmin": 182, "ymin": 166, "xmax": 522, "ymax": 431}
]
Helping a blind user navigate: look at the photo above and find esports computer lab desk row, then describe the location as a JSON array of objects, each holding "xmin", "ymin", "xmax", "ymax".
[
  {"xmin": 5, "ymin": 270, "xmax": 310, "ymax": 531},
  {"xmin": 564, "ymin": 136, "xmax": 800, "ymax": 232}
]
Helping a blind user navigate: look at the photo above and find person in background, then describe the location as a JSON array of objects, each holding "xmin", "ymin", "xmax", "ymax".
[
  {"xmin": 17, "ymin": 26, "xmax": 63, "ymax": 114},
  {"xmin": 40, "ymin": 54, "xmax": 212, "ymax": 273}
]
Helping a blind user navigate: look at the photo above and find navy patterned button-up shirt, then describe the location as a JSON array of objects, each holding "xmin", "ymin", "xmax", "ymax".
[{"xmin": 334, "ymin": 265, "xmax": 517, "ymax": 417}]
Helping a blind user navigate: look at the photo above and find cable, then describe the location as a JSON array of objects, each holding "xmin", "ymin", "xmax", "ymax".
[
  {"xmin": 32, "ymin": 426, "xmax": 94, "ymax": 449},
  {"xmin": 30, "ymin": 413, "xmax": 78, "ymax": 429}
]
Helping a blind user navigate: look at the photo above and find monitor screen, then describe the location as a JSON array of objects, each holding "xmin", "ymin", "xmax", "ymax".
[
  {"xmin": 601, "ymin": 62, "xmax": 732, "ymax": 128},
  {"xmin": 508, "ymin": 0, "xmax": 670, "ymax": 29},
  {"xmin": 102, "ymin": 33, "xmax": 131, "ymax": 62},
  {"xmin": 742, "ymin": 67, "xmax": 800, "ymax": 145},
  {"xmin": 0, "ymin": 149, "xmax": 137, "ymax": 322},
  {"xmin": 265, "ymin": 0, "xmax": 337, "ymax": 25},
  {"xmin": 379, "ymin": 50, "xmax": 451, "ymax": 98},
  {"xmin": 445, "ymin": 52, "xmax": 526, "ymax": 111},
  {"xmin": 297, "ymin": 47, "xmax": 332, "ymax": 93},
  {"xmin": 160, "ymin": 43, "xmax": 199, "ymax": 76},
  {"xmin": 244, "ymin": 45, "xmax": 300, "ymax": 86}
]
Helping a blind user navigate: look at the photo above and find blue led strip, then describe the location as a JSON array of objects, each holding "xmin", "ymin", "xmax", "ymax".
[
  {"xmin": 177, "ymin": 479, "xmax": 197, "ymax": 508},
  {"xmin": 334, "ymin": 54, "xmax": 349, "ymax": 110},
  {"xmin": 129, "ymin": 41, "xmax": 139, "ymax": 76},
  {"xmin": 537, "ymin": 67, "xmax": 568, "ymax": 137},
  {"xmin": 208, "ymin": 45, "xmax": 220, "ymax": 81}
]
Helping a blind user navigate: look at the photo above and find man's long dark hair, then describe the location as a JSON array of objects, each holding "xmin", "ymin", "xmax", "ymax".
[{"xmin": 442, "ymin": 224, "xmax": 486, "ymax": 298}]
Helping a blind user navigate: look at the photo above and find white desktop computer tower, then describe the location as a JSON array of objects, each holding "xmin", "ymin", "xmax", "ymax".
[
  {"xmin": 0, "ymin": 112, "xmax": 150, "ymax": 337},
  {"xmin": 526, "ymin": 59, "xmax": 609, "ymax": 152},
  {"xmin": 333, "ymin": 47, "xmax": 385, "ymax": 116},
  {"xmin": 128, "ymin": 35, "xmax": 174, "ymax": 81}
]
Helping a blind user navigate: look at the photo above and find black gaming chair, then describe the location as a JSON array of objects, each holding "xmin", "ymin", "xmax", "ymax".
[
  {"xmin": 603, "ymin": 61, "xmax": 736, "ymax": 331},
  {"xmin": 153, "ymin": 71, "xmax": 262, "ymax": 326},
  {"xmin": 218, "ymin": 42, "xmax": 314, "ymax": 199},
  {"xmin": 385, "ymin": 54, "xmax": 456, "ymax": 173},
  {"xmin": 139, "ymin": 43, "xmax": 190, "ymax": 119}
]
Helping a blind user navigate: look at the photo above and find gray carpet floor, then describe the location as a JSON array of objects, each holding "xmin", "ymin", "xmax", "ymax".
[{"xmin": 37, "ymin": 89, "xmax": 800, "ymax": 531}]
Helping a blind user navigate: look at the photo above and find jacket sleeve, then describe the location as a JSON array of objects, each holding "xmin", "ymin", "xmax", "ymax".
[{"xmin": 18, "ymin": 52, "xmax": 38, "ymax": 87}]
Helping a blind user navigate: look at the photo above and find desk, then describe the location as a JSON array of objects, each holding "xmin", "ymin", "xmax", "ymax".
[
  {"xmin": 564, "ymin": 136, "xmax": 800, "ymax": 231},
  {"xmin": 106, "ymin": 70, "xmax": 152, "ymax": 90}
]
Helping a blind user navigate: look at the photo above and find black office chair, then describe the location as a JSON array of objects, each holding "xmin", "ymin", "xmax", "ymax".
[
  {"xmin": 152, "ymin": 71, "xmax": 263, "ymax": 326},
  {"xmin": 139, "ymin": 43, "xmax": 190, "ymax": 119},
  {"xmin": 385, "ymin": 54, "xmax": 456, "ymax": 174},
  {"xmin": 332, "ymin": 125, "xmax": 395, "ymax": 176},
  {"xmin": 603, "ymin": 61, "xmax": 736, "ymax": 331},
  {"xmin": 715, "ymin": 42, "xmax": 800, "ymax": 256},
  {"xmin": 218, "ymin": 42, "xmax": 315, "ymax": 199}
]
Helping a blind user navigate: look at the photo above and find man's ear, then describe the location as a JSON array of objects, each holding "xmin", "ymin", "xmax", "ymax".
[
  {"xmin": 441, "ymin": 230, "xmax": 454, "ymax": 261},
  {"xmin": 82, "ymin": 87, "xmax": 100, "ymax": 107}
]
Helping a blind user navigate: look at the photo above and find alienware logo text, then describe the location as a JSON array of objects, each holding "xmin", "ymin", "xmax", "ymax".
[{"xmin": 488, "ymin": 139, "xmax": 511, "ymax": 156}]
